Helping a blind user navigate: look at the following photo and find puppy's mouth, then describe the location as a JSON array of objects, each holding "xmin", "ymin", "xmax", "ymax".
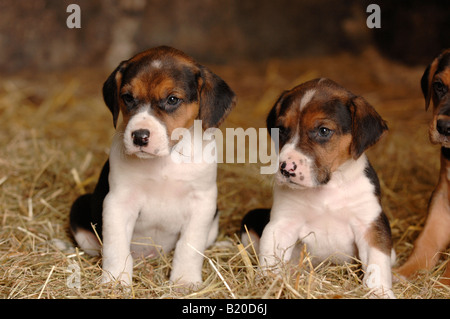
[
  {"xmin": 275, "ymin": 172, "xmax": 312, "ymax": 189},
  {"xmin": 124, "ymin": 147, "xmax": 165, "ymax": 159},
  {"xmin": 275, "ymin": 164, "xmax": 330, "ymax": 189}
]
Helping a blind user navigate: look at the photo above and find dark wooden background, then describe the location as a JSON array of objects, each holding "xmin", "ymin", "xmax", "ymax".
[{"xmin": 0, "ymin": 0, "xmax": 448, "ymax": 73}]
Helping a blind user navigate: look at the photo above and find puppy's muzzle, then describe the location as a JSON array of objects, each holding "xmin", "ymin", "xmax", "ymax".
[
  {"xmin": 132, "ymin": 129, "xmax": 150, "ymax": 147},
  {"xmin": 436, "ymin": 118, "xmax": 450, "ymax": 137}
]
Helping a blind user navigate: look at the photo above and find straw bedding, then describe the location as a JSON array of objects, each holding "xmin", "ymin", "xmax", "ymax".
[{"xmin": 0, "ymin": 48, "xmax": 449, "ymax": 299}]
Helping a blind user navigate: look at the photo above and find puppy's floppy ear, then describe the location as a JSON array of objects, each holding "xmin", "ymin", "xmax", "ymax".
[
  {"xmin": 266, "ymin": 103, "xmax": 278, "ymax": 135},
  {"xmin": 349, "ymin": 96, "xmax": 388, "ymax": 159},
  {"xmin": 102, "ymin": 61, "xmax": 127, "ymax": 128},
  {"xmin": 421, "ymin": 50, "xmax": 450, "ymax": 111},
  {"xmin": 198, "ymin": 66, "xmax": 236, "ymax": 129},
  {"xmin": 266, "ymin": 90, "xmax": 288, "ymax": 135},
  {"xmin": 421, "ymin": 63, "xmax": 432, "ymax": 111}
]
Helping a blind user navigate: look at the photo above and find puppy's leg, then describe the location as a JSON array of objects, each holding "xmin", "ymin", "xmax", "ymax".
[
  {"xmin": 101, "ymin": 192, "xmax": 140, "ymax": 286},
  {"xmin": 356, "ymin": 216, "xmax": 395, "ymax": 299},
  {"xmin": 206, "ymin": 209, "xmax": 219, "ymax": 248},
  {"xmin": 361, "ymin": 247, "xmax": 395, "ymax": 298},
  {"xmin": 170, "ymin": 192, "xmax": 217, "ymax": 287},
  {"xmin": 396, "ymin": 190, "xmax": 450, "ymax": 279},
  {"xmin": 258, "ymin": 219, "xmax": 299, "ymax": 272}
]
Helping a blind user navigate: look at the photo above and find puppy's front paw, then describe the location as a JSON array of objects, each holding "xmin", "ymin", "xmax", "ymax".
[
  {"xmin": 258, "ymin": 256, "xmax": 284, "ymax": 277},
  {"xmin": 171, "ymin": 278, "xmax": 203, "ymax": 294},
  {"xmin": 367, "ymin": 287, "xmax": 396, "ymax": 299},
  {"xmin": 101, "ymin": 271, "xmax": 132, "ymax": 287}
]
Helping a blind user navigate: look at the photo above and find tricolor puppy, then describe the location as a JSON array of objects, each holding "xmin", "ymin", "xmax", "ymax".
[
  {"xmin": 241, "ymin": 78, "xmax": 395, "ymax": 298},
  {"xmin": 396, "ymin": 49, "xmax": 450, "ymax": 285},
  {"xmin": 70, "ymin": 46, "xmax": 236, "ymax": 287}
]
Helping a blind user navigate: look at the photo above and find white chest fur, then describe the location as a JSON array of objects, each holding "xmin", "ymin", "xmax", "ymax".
[
  {"xmin": 107, "ymin": 131, "xmax": 218, "ymax": 253},
  {"xmin": 101, "ymin": 129, "xmax": 219, "ymax": 286},
  {"xmin": 266, "ymin": 155, "xmax": 382, "ymax": 264}
]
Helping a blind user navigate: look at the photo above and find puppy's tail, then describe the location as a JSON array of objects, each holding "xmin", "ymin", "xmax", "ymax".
[{"xmin": 240, "ymin": 208, "xmax": 271, "ymax": 253}]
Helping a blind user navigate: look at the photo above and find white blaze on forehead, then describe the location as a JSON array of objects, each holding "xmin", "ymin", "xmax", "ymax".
[
  {"xmin": 299, "ymin": 89, "xmax": 316, "ymax": 110},
  {"xmin": 151, "ymin": 60, "xmax": 163, "ymax": 69}
]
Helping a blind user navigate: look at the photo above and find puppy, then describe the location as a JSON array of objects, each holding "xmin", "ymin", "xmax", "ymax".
[
  {"xmin": 396, "ymin": 49, "xmax": 450, "ymax": 284},
  {"xmin": 70, "ymin": 46, "xmax": 236, "ymax": 287},
  {"xmin": 241, "ymin": 78, "xmax": 395, "ymax": 298}
]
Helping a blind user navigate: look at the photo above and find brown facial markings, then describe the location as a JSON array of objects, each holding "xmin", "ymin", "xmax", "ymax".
[
  {"xmin": 276, "ymin": 106, "xmax": 300, "ymax": 146},
  {"xmin": 283, "ymin": 105, "xmax": 300, "ymax": 130},
  {"xmin": 164, "ymin": 103, "xmax": 200, "ymax": 146},
  {"xmin": 315, "ymin": 134, "xmax": 353, "ymax": 172},
  {"xmin": 298, "ymin": 106, "xmax": 353, "ymax": 183},
  {"xmin": 423, "ymin": 49, "xmax": 450, "ymax": 111},
  {"xmin": 428, "ymin": 62, "xmax": 450, "ymax": 145},
  {"xmin": 116, "ymin": 55, "xmax": 202, "ymax": 134},
  {"xmin": 129, "ymin": 75, "xmax": 176, "ymax": 104},
  {"xmin": 431, "ymin": 69, "xmax": 450, "ymax": 113},
  {"xmin": 103, "ymin": 46, "xmax": 236, "ymax": 145},
  {"xmin": 268, "ymin": 80, "xmax": 361, "ymax": 185},
  {"xmin": 437, "ymin": 68, "xmax": 450, "ymax": 86},
  {"xmin": 424, "ymin": 58, "xmax": 440, "ymax": 111},
  {"xmin": 148, "ymin": 74, "xmax": 200, "ymax": 140}
]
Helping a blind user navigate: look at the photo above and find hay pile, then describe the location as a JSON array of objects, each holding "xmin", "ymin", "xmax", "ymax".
[{"xmin": 1, "ymin": 48, "xmax": 449, "ymax": 299}]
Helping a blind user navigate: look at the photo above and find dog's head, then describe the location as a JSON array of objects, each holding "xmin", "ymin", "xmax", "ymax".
[
  {"xmin": 267, "ymin": 78, "xmax": 387, "ymax": 188},
  {"xmin": 103, "ymin": 46, "xmax": 236, "ymax": 158},
  {"xmin": 421, "ymin": 49, "xmax": 450, "ymax": 147}
]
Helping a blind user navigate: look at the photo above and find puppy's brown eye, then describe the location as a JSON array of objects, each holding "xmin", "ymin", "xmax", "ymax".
[
  {"xmin": 121, "ymin": 93, "xmax": 135, "ymax": 105},
  {"xmin": 433, "ymin": 80, "xmax": 447, "ymax": 97},
  {"xmin": 318, "ymin": 127, "xmax": 332, "ymax": 138},
  {"xmin": 433, "ymin": 81, "xmax": 443, "ymax": 91},
  {"xmin": 160, "ymin": 95, "xmax": 182, "ymax": 113},
  {"xmin": 309, "ymin": 126, "xmax": 334, "ymax": 143},
  {"xmin": 167, "ymin": 95, "xmax": 180, "ymax": 106}
]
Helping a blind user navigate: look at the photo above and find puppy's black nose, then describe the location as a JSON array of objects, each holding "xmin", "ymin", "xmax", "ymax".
[
  {"xmin": 279, "ymin": 161, "xmax": 296, "ymax": 177},
  {"xmin": 132, "ymin": 129, "xmax": 150, "ymax": 146},
  {"xmin": 437, "ymin": 119, "xmax": 450, "ymax": 136}
]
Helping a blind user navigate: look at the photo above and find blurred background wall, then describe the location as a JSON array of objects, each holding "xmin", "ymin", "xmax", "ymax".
[{"xmin": 0, "ymin": 0, "xmax": 448, "ymax": 73}]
